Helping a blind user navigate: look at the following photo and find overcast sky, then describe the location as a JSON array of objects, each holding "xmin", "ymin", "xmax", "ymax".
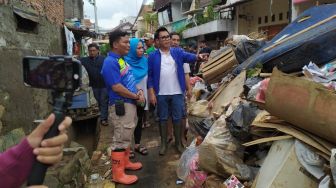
[{"xmin": 84, "ymin": 0, "xmax": 154, "ymax": 29}]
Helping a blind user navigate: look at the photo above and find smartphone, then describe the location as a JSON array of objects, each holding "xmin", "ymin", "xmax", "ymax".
[{"xmin": 23, "ymin": 56, "xmax": 81, "ymax": 91}]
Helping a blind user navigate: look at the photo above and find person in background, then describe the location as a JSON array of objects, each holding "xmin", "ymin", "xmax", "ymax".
[
  {"xmin": 144, "ymin": 33, "xmax": 156, "ymax": 55},
  {"xmin": 1, "ymin": 114, "xmax": 71, "ymax": 187},
  {"xmin": 199, "ymin": 40, "xmax": 212, "ymax": 54},
  {"xmin": 124, "ymin": 38, "xmax": 149, "ymax": 157},
  {"xmin": 143, "ymin": 33, "xmax": 157, "ymax": 126},
  {"xmin": 81, "ymin": 43, "xmax": 109, "ymax": 126},
  {"xmin": 187, "ymin": 44, "xmax": 198, "ymax": 75},
  {"xmin": 194, "ymin": 40, "xmax": 211, "ymax": 75},
  {"xmin": 170, "ymin": 32, "xmax": 192, "ymax": 145},
  {"xmin": 148, "ymin": 27, "xmax": 205, "ymax": 155},
  {"xmin": 101, "ymin": 30, "xmax": 144, "ymax": 185}
]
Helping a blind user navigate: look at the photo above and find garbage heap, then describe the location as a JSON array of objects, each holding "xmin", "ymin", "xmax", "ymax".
[{"xmin": 178, "ymin": 6, "xmax": 336, "ymax": 186}]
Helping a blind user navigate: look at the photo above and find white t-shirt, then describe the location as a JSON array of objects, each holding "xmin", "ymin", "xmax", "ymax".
[
  {"xmin": 183, "ymin": 63, "xmax": 191, "ymax": 74},
  {"xmin": 159, "ymin": 50, "xmax": 182, "ymax": 95}
]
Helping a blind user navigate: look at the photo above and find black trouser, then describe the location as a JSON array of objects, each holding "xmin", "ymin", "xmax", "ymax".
[{"xmin": 135, "ymin": 105, "xmax": 145, "ymax": 144}]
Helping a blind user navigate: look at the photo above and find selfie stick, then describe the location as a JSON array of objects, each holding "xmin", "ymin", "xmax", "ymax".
[{"xmin": 27, "ymin": 91, "xmax": 73, "ymax": 185}]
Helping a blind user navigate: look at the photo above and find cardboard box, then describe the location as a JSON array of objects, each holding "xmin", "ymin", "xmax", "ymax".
[
  {"xmin": 253, "ymin": 139, "xmax": 318, "ymax": 188},
  {"xmin": 265, "ymin": 69, "xmax": 336, "ymax": 145}
]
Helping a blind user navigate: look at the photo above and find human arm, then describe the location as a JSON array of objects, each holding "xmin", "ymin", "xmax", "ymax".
[
  {"xmin": 185, "ymin": 74, "xmax": 192, "ymax": 100},
  {"xmin": 183, "ymin": 63, "xmax": 192, "ymax": 100},
  {"xmin": 181, "ymin": 49, "xmax": 207, "ymax": 64},
  {"xmin": 111, "ymin": 84, "xmax": 144, "ymax": 102},
  {"xmin": 0, "ymin": 114, "xmax": 71, "ymax": 187},
  {"xmin": 148, "ymin": 88, "xmax": 157, "ymax": 106},
  {"xmin": 101, "ymin": 59, "xmax": 143, "ymax": 101},
  {"xmin": 147, "ymin": 54, "xmax": 157, "ymax": 105}
]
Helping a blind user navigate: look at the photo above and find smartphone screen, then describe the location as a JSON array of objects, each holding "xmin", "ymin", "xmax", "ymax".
[{"xmin": 23, "ymin": 56, "xmax": 81, "ymax": 91}]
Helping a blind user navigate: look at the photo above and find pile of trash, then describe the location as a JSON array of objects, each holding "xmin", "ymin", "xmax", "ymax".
[{"xmin": 179, "ymin": 4, "xmax": 336, "ymax": 188}]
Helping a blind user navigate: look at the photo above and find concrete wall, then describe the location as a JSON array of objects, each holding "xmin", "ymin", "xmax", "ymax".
[
  {"xmin": 64, "ymin": 0, "xmax": 84, "ymax": 20},
  {"xmin": 236, "ymin": 0, "xmax": 290, "ymax": 35},
  {"xmin": 0, "ymin": 1, "xmax": 64, "ymax": 134},
  {"xmin": 171, "ymin": 1, "xmax": 190, "ymax": 22}
]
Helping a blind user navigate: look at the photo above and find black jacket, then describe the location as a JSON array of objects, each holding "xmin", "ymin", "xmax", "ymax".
[{"xmin": 80, "ymin": 55, "xmax": 106, "ymax": 88}]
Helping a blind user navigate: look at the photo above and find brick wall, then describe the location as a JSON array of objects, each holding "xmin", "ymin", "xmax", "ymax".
[{"xmin": 21, "ymin": 0, "xmax": 64, "ymax": 25}]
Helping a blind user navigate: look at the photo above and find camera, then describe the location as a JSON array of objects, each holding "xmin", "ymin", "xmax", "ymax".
[
  {"xmin": 23, "ymin": 55, "xmax": 82, "ymax": 185},
  {"xmin": 22, "ymin": 56, "xmax": 81, "ymax": 91}
]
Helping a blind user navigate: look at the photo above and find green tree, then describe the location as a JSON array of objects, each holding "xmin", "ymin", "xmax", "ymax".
[{"xmin": 143, "ymin": 13, "xmax": 158, "ymax": 33}]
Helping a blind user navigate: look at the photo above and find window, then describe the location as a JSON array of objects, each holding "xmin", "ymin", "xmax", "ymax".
[
  {"xmin": 264, "ymin": 16, "xmax": 268, "ymax": 23},
  {"xmin": 258, "ymin": 17, "xmax": 262, "ymax": 24},
  {"xmin": 15, "ymin": 14, "xmax": 38, "ymax": 34},
  {"xmin": 279, "ymin": 13, "xmax": 283, "ymax": 21},
  {"xmin": 13, "ymin": 7, "xmax": 39, "ymax": 34},
  {"xmin": 272, "ymin": 14, "xmax": 275, "ymax": 22}
]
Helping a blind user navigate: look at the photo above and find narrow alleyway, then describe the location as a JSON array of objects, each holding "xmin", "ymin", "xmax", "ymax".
[
  {"xmin": 94, "ymin": 117, "xmax": 185, "ymax": 188},
  {"xmin": 118, "ymin": 124, "xmax": 183, "ymax": 188}
]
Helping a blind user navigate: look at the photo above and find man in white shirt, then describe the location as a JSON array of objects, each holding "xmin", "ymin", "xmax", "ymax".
[{"xmin": 148, "ymin": 27, "xmax": 204, "ymax": 155}]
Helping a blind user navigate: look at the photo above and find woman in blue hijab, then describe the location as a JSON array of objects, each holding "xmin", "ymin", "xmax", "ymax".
[{"xmin": 124, "ymin": 38, "xmax": 149, "ymax": 156}]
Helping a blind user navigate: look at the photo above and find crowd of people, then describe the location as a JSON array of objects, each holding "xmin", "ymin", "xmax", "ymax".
[
  {"xmin": 0, "ymin": 26, "xmax": 212, "ymax": 187},
  {"xmin": 80, "ymin": 26, "xmax": 211, "ymax": 185}
]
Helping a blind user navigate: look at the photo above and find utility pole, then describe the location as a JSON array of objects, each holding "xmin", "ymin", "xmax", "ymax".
[{"xmin": 89, "ymin": 0, "xmax": 98, "ymax": 33}]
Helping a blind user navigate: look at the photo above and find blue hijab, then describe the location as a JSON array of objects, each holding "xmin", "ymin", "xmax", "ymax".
[{"xmin": 124, "ymin": 38, "xmax": 148, "ymax": 84}]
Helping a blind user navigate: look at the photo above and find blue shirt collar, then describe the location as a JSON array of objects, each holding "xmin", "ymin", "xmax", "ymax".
[{"xmin": 108, "ymin": 51, "xmax": 121, "ymax": 59}]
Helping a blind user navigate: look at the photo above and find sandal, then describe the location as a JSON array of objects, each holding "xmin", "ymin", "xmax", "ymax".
[
  {"xmin": 144, "ymin": 122, "xmax": 151, "ymax": 128},
  {"xmin": 129, "ymin": 150, "xmax": 135, "ymax": 159},
  {"xmin": 134, "ymin": 145, "xmax": 148, "ymax": 155}
]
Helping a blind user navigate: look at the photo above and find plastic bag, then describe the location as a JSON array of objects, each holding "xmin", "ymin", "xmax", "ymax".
[
  {"xmin": 226, "ymin": 101, "xmax": 261, "ymax": 142},
  {"xmin": 244, "ymin": 77, "xmax": 263, "ymax": 99},
  {"xmin": 188, "ymin": 117, "xmax": 214, "ymax": 138},
  {"xmin": 185, "ymin": 155, "xmax": 208, "ymax": 188},
  {"xmin": 198, "ymin": 115, "xmax": 245, "ymax": 179},
  {"xmin": 177, "ymin": 144, "xmax": 198, "ymax": 181}
]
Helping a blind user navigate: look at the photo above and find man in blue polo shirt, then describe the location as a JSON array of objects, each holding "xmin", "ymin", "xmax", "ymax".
[
  {"xmin": 101, "ymin": 30, "xmax": 145, "ymax": 185},
  {"xmin": 148, "ymin": 27, "xmax": 205, "ymax": 155}
]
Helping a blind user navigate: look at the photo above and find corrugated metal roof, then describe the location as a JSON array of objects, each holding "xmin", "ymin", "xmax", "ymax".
[{"xmin": 13, "ymin": 6, "xmax": 39, "ymax": 23}]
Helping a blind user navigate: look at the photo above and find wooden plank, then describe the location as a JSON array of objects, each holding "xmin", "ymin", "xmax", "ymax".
[
  {"xmin": 203, "ymin": 56, "xmax": 237, "ymax": 79},
  {"xmin": 205, "ymin": 66, "xmax": 236, "ymax": 81},
  {"xmin": 243, "ymin": 135, "xmax": 293, "ymax": 147},
  {"xmin": 253, "ymin": 122, "xmax": 331, "ymax": 156},
  {"xmin": 206, "ymin": 68, "xmax": 236, "ymax": 84},
  {"xmin": 202, "ymin": 48, "xmax": 233, "ymax": 69},
  {"xmin": 259, "ymin": 73, "xmax": 272, "ymax": 77},
  {"xmin": 207, "ymin": 83, "xmax": 227, "ymax": 101},
  {"xmin": 202, "ymin": 51, "xmax": 234, "ymax": 72},
  {"xmin": 202, "ymin": 53, "xmax": 235, "ymax": 72}
]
